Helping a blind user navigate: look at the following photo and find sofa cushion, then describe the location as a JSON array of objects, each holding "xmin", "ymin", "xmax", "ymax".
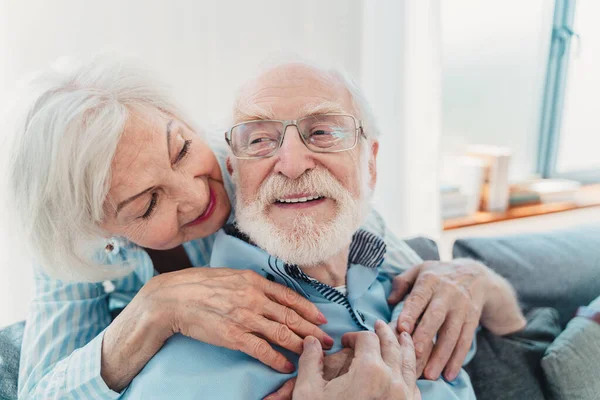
[
  {"xmin": 0, "ymin": 321, "xmax": 25, "ymax": 400},
  {"xmin": 541, "ymin": 296, "xmax": 600, "ymax": 400},
  {"xmin": 404, "ymin": 237, "xmax": 440, "ymax": 261},
  {"xmin": 464, "ymin": 307, "xmax": 561, "ymax": 400},
  {"xmin": 453, "ymin": 225, "xmax": 600, "ymax": 326}
]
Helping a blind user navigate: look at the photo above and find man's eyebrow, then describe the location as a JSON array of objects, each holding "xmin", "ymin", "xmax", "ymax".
[
  {"xmin": 233, "ymin": 107, "xmax": 276, "ymax": 123},
  {"xmin": 116, "ymin": 186, "xmax": 155, "ymax": 214},
  {"xmin": 300, "ymin": 102, "xmax": 347, "ymax": 117}
]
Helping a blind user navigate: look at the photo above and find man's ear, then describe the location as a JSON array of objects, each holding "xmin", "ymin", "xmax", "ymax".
[
  {"xmin": 369, "ymin": 140, "xmax": 379, "ymax": 188},
  {"xmin": 226, "ymin": 157, "xmax": 234, "ymax": 176}
]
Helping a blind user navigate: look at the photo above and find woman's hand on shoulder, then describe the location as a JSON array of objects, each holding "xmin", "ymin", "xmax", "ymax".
[{"xmin": 103, "ymin": 267, "xmax": 333, "ymax": 390}]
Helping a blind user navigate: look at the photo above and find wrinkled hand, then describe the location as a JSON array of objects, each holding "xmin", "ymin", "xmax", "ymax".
[
  {"xmin": 264, "ymin": 348, "xmax": 355, "ymax": 400},
  {"xmin": 292, "ymin": 321, "xmax": 420, "ymax": 400},
  {"xmin": 129, "ymin": 268, "xmax": 333, "ymax": 373},
  {"xmin": 387, "ymin": 259, "xmax": 488, "ymax": 381}
]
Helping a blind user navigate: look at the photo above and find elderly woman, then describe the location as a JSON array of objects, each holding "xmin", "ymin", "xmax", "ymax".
[{"xmin": 5, "ymin": 58, "xmax": 422, "ymax": 399}]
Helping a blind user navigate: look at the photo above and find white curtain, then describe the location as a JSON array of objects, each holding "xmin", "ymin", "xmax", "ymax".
[{"xmin": 361, "ymin": 0, "xmax": 443, "ymax": 241}]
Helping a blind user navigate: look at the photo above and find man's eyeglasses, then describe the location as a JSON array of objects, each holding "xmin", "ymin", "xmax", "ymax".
[{"xmin": 225, "ymin": 113, "xmax": 365, "ymax": 159}]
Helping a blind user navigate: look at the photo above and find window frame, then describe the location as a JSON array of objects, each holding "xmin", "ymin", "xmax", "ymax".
[{"xmin": 538, "ymin": 0, "xmax": 600, "ymax": 183}]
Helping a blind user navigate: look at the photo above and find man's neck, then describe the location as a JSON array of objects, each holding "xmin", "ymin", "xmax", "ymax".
[{"xmin": 298, "ymin": 244, "xmax": 350, "ymax": 287}]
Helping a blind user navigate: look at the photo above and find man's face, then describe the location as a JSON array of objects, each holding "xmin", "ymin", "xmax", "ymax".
[{"xmin": 229, "ymin": 64, "xmax": 379, "ymax": 266}]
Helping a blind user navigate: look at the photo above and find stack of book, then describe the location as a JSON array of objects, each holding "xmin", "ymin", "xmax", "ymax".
[
  {"xmin": 467, "ymin": 145, "xmax": 512, "ymax": 212},
  {"xmin": 510, "ymin": 179, "xmax": 581, "ymax": 205},
  {"xmin": 441, "ymin": 185, "xmax": 470, "ymax": 220}
]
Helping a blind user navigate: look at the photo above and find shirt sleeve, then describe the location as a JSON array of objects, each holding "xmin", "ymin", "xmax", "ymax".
[
  {"xmin": 361, "ymin": 208, "xmax": 423, "ymax": 278},
  {"xmin": 18, "ymin": 266, "xmax": 122, "ymax": 399}
]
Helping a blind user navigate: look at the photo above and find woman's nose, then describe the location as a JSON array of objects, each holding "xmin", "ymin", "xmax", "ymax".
[{"xmin": 175, "ymin": 175, "xmax": 209, "ymax": 215}]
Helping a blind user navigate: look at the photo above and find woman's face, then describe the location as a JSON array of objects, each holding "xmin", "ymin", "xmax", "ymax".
[{"xmin": 101, "ymin": 110, "xmax": 231, "ymax": 249}]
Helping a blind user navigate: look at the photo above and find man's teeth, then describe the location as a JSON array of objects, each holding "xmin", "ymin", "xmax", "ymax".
[{"xmin": 276, "ymin": 196, "xmax": 324, "ymax": 204}]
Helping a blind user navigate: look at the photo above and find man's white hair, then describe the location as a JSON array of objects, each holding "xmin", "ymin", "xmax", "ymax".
[
  {"xmin": 231, "ymin": 54, "xmax": 381, "ymax": 140},
  {"xmin": 4, "ymin": 56, "xmax": 191, "ymax": 282}
]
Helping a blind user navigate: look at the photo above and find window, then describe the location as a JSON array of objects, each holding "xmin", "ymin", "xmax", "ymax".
[{"xmin": 539, "ymin": 0, "xmax": 600, "ymax": 183}]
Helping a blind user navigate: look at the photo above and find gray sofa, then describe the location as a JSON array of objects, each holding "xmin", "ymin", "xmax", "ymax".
[{"xmin": 2, "ymin": 227, "xmax": 600, "ymax": 400}]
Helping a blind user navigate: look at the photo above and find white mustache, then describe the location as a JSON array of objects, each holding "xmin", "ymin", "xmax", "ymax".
[{"xmin": 253, "ymin": 168, "xmax": 350, "ymax": 206}]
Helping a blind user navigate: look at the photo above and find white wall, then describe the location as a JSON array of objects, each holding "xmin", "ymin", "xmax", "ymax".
[
  {"xmin": 439, "ymin": 0, "xmax": 554, "ymax": 183},
  {"xmin": 0, "ymin": 0, "xmax": 442, "ymax": 326}
]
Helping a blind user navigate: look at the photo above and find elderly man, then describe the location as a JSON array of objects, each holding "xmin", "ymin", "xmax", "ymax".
[{"xmin": 122, "ymin": 62, "xmax": 525, "ymax": 400}]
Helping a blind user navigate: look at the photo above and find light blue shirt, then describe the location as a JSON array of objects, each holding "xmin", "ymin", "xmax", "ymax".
[
  {"xmin": 121, "ymin": 227, "xmax": 476, "ymax": 400},
  {"xmin": 17, "ymin": 137, "xmax": 426, "ymax": 400}
]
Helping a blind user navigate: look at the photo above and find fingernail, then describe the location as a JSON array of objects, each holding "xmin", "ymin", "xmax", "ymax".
[
  {"xmin": 400, "ymin": 322, "xmax": 411, "ymax": 332},
  {"xmin": 317, "ymin": 313, "xmax": 328, "ymax": 324},
  {"xmin": 323, "ymin": 336, "xmax": 335, "ymax": 348},
  {"xmin": 446, "ymin": 370, "xmax": 458, "ymax": 382},
  {"xmin": 401, "ymin": 331, "xmax": 411, "ymax": 340},
  {"xmin": 425, "ymin": 366, "xmax": 439, "ymax": 381},
  {"xmin": 285, "ymin": 361, "xmax": 296, "ymax": 373}
]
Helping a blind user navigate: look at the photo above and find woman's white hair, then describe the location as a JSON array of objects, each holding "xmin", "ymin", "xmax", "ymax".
[{"xmin": 5, "ymin": 56, "xmax": 190, "ymax": 282}]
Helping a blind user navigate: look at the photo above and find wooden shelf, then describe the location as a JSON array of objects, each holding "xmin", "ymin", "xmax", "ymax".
[{"xmin": 443, "ymin": 184, "xmax": 600, "ymax": 230}]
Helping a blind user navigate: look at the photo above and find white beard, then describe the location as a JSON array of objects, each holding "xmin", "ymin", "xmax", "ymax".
[{"xmin": 234, "ymin": 154, "xmax": 372, "ymax": 267}]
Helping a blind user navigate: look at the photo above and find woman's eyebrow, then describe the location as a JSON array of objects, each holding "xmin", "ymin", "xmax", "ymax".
[
  {"xmin": 116, "ymin": 186, "xmax": 155, "ymax": 215},
  {"xmin": 166, "ymin": 119, "xmax": 174, "ymax": 160}
]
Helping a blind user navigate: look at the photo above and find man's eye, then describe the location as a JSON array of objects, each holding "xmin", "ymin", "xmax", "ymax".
[{"xmin": 249, "ymin": 136, "xmax": 274, "ymax": 145}]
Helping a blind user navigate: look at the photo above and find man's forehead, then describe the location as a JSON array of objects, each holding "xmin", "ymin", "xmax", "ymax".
[{"xmin": 234, "ymin": 64, "xmax": 354, "ymax": 121}]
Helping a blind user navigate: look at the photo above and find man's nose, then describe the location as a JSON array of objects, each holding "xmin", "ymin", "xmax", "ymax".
[{"xmin": 273, "ymin": 125, "xmax": 316, "ymax": 180}]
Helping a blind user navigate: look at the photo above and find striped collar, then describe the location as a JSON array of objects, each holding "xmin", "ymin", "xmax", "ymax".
[{"xmin": 223, "ymin": 223, "xmax": 386, "ymax": 270}]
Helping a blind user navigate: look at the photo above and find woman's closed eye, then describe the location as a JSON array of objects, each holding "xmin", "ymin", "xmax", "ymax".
[
  {"xmin": 174, "ymin": 139, "xmax": 192, "ymax": 164},
  {"xmin": 141, "ymin": 192, "xmax": 159, "ymax": 220}
]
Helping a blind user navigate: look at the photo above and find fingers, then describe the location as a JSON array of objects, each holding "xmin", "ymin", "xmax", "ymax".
[
  {"xmin": 296, "ymin": 337, "xmax": 325, "ymax": 388},
  {"xmin": 341, "ymin": 330, "xmax": 380, "ymax": 360},
  {"xmin": 412, "ymin": 298, "xmax": 448, "ymax": 370},
  {"xmin": 374, "ymin": 320, "xmax": 402, "ymax": 374},
  {"xmin": 423, "ymin": 311, "xmax": 463, "ymax": 380},
  {"xmin": 415, "ymin": 336, "xmax": 432, "ymax": 378},
  {"xmin": 263, "ymin": 301, "xmax": 334, "ymax": 350},
  {"xmin": 387, "ymin": 266, "xmax": 420, "ymax": 305},
  {"xmin": 246, "ymin": 315, "xmax": 305, "ymax": 355},
  {"xmin": 444, "ymin": 318, "xmax": 478, "ymax": 381},
  {"xmin": 263, "ymin": 377, "xmax": 296, "ymax": 400},
  {"xmin": 237, "ymin": 332, "xmax": 296, "ymax": 374},
  {"xmin": 265, "ymin": 281, "xmax": 328, "ymax": 326},
  {"xmin": 398, "ymin": 330, "xmax": 418, "ymax": 386},
  {"xmin": 397, "ymin": 272, "xmax": 436, "ymax": 334}
]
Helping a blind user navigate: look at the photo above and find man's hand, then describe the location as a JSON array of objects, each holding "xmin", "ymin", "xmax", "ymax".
[
  {"xmin": 292, "ymin": 321, "xmax": 420, "ymax": 400},
  {"xmin": 387, "ymin": 259, "xmax": 526, "ymax": 381},
  {"xmin": 264, "ymin": 348, "xmax": 355, "ymax": 399}
]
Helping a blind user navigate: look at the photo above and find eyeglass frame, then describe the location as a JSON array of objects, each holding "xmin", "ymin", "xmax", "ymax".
[{"xmin": 224, "ymin": 113, "xmax": 367, "ymax": 160}]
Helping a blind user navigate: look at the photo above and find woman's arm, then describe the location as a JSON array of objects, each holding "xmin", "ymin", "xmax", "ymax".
[
  {"xmin": 19, "ymin": 267, "xmax": 120, "ymax": 399},
  {"xmin": 20, "ymin": 264, "xmax": 333, "ymax": 398}
]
